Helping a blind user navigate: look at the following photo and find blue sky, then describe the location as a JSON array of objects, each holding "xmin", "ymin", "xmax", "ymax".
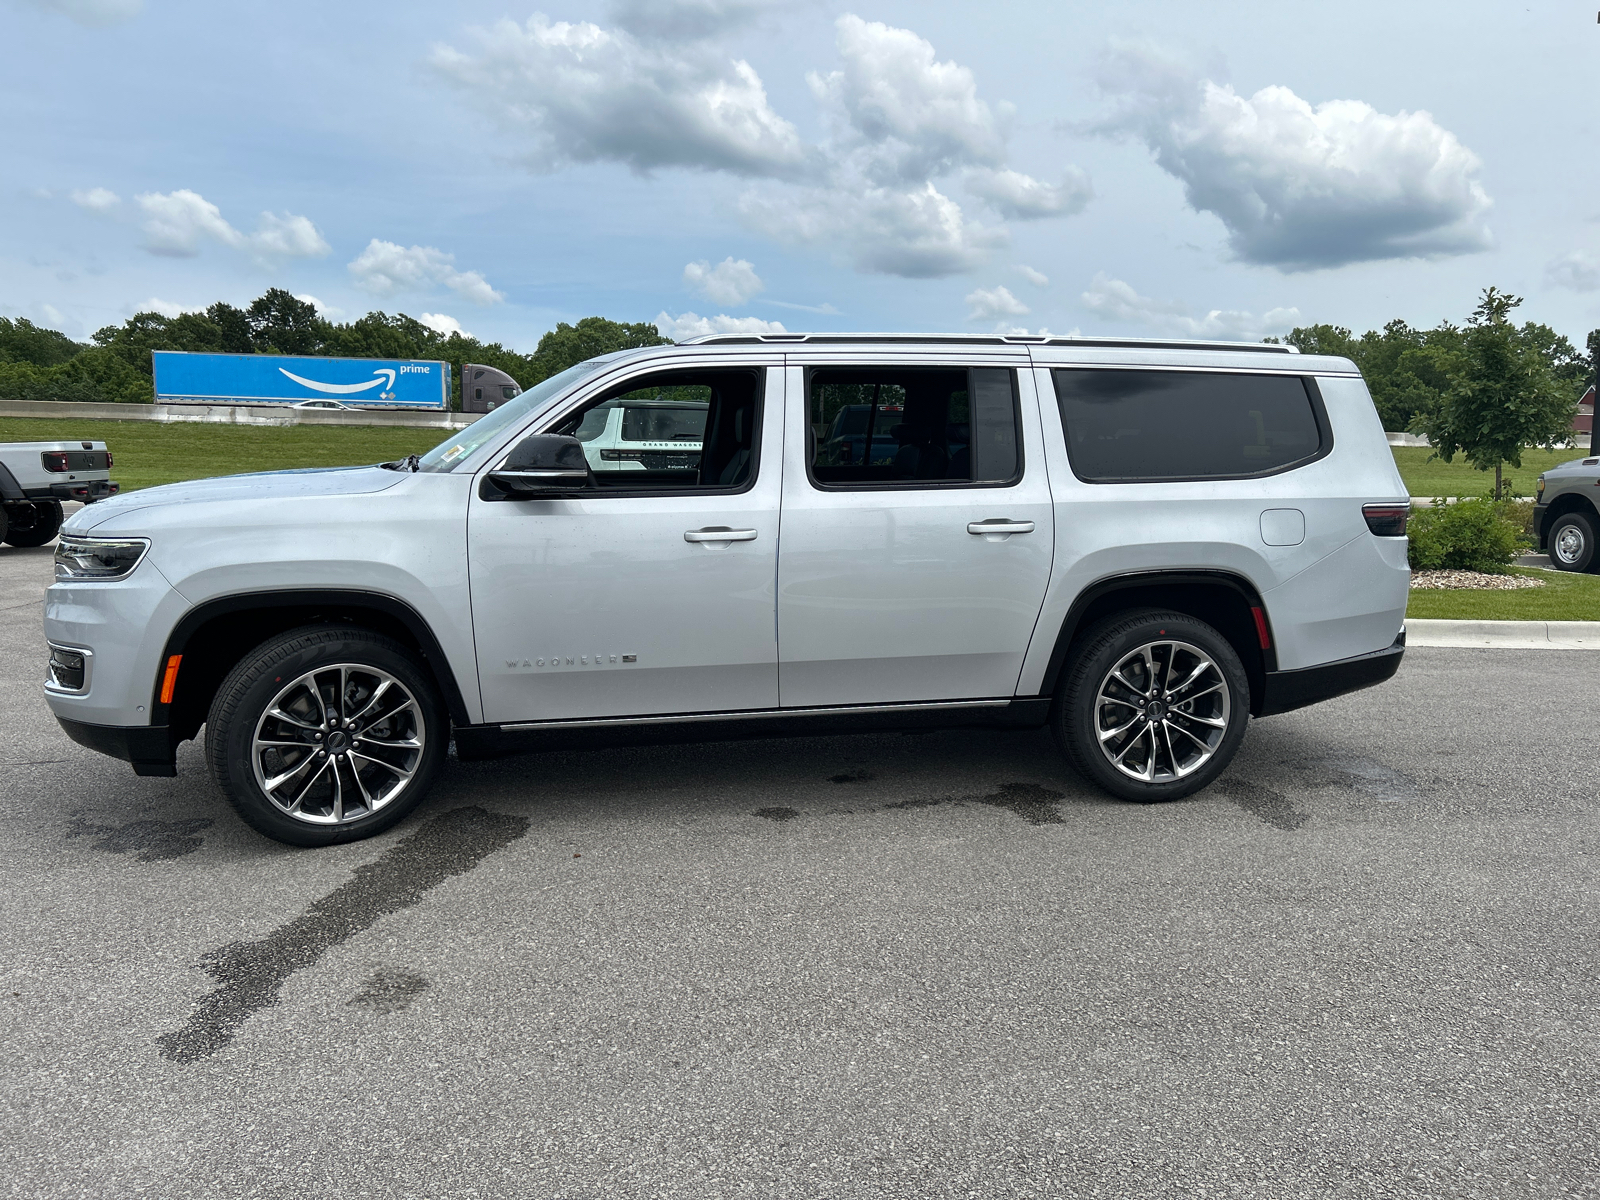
[{"xmin": 4, "ymin": 0, "xmax": 1598, "ymax": 352}]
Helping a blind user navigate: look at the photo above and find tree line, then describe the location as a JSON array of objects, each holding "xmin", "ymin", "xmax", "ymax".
[
  {"xmin": 0, "ymin": 289, "xmax": 670, "ymax": 408},
  {"xmin": 1272, "ymin": 288, "xmax": 1594, "ymax": 497}
]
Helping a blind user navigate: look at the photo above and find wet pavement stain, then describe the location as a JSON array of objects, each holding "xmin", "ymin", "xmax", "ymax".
[
  {"xmin": 66, "ymin": 816, "xmax": 213, "ymax": 862},
  {"xmin": 885, "ymin": 782, "xmax": 1067, "ymax": 826},
  {"xmin": 156, "ymin": 805, "xmax": 529, "ymax": 1064},
  {"xmin": 348, "ymin": 968, "xmax": 431, "ymax": 1016},
  {"xmin": 1219, "ymin": 778, "xmax": 1309, "ymax": 831},
  {"xmin": 754, "ymin": 806, "xmax": 801, "ymax": 821}
]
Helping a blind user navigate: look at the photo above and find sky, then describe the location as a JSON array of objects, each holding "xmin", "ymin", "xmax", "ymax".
[{"xmin": 2, "ymin": 0, "xmax": 1598, "ymax": 353}]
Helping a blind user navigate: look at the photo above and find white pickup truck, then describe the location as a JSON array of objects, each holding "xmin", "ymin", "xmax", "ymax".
[{"xmin": 0, "ymin": 439, "xmax": 119, "ymax": 547}]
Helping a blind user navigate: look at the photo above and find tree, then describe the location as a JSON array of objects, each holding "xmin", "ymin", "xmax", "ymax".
[
  {"xmin": 0, "ymin": 316, "xmax": 83, "ymax": 367},
  {"xmin": 246, "ymin": 289, "xmax": 325, "ymax": 355},
  {"xmin": 1413, "ymin": 288, "xmax": 1573, "ymax": 499},
  {"xmin": 530, "ymin": 317, "xmax": 671, "ymax": 379}
]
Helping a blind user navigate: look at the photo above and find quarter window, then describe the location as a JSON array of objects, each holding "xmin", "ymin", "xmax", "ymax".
[
  {"xmin": 1053, "ymin": 369, "xmax": 1326, "ymax": 483},
  {"xmin": 807, "ymin": 366, "xmax": 1021, "ymax": 488}
]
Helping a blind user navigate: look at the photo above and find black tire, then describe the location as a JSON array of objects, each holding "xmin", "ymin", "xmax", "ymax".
[
  {"xmin": 205, "ymin": 625, "xmax": 446, "ymax": 847},
  {"xmin": 3, "ymin": 501, "xmax": 62, "ymax": 548},
  {"xmin": 0, "ymin": 505, "xmax": 7, "ymax": 545},
  {"xmin": 1547, "ymin": 511, "xmax": 1597, "ymax": 573},
  {"xmin": 1052, "ymin": 608, "xmax": 1250, "ymax": 804}
]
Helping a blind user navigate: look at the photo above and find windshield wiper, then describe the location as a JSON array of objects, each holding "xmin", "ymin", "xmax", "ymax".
[{"xmin": 379, "ymin": 455, "xmax": 421, "ymax": 472}]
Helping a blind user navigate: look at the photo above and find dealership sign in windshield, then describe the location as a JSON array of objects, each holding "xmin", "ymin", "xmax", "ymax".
[{"xmin": 152, "ymin": 351, "xmax": 451, "ymax": 409}]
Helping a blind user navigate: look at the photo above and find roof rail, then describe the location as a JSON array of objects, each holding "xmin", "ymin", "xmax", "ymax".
[{"xmin": 675, "ymin": 332, "xmax": 1298, "ymax": 354}]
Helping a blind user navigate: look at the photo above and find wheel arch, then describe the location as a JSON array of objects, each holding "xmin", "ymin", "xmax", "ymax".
[
  {"xmin": 154, "ymin": 590, "xmax": 473, "ymax": 746},
  {"xmin": 1543, "ymin": 492, "xmax": 1599, "ymax": 540},
  {"xmin": 1034, "ymin": 570, "xmax": 1275, "ymax": 716}
]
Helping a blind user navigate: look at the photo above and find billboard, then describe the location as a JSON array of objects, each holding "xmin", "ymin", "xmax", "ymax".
[{"xmin": 151, "ymin": 351, "xmax": 450, "ymax": 410}]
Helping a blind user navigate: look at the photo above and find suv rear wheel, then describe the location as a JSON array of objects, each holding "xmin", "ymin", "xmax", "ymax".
[
  {"xmin": 1053, "ymin": 609, "xmax": 1250, "ymax": 803},
  {"xmin": 205, "ymin": 625, "xmax": 446, "ymax": 847},
  {"xmin": 3, "ymin": 500, "xmax": 63, "ymax": 548},
  {"xmin": 1548, "ymin": 511, "xmax": 1597, "ymax": 572}
]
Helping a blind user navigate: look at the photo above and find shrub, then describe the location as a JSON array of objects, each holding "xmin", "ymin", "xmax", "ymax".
[{"xmin": 1407, "ymin": 497, "xmax": 1527, "ymax": 572}]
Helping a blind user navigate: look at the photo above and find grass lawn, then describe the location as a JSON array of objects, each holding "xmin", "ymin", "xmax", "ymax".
[
  {"xmin": 0, "ymin": 417, "xmax": 448, "ymax": 492},
  {"xmin": 1407, "ymin": 568, "xmax": 1600, "ymax": 620},
  {"xmin": 1391, "ymin": 445, "xmax": 1584, "ymax": 499}
]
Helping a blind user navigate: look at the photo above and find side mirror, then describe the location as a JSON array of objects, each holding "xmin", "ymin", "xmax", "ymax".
[{"xmin": 482, "ymin": 434, "xmax": 591, "ymax": 499}]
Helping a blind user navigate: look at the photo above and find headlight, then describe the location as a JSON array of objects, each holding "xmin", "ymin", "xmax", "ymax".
[
  {"xmin": 54, "ymin": 536, "xmax": 150, "ymax": 582},
  {"xmin": 1537, "ymin": 475, "xmax": 1545, "ymax": 498}
]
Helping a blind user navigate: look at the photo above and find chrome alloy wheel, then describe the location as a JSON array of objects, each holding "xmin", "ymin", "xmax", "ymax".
[
  {"xmin": 250, "ymin": 664, "xmax": 425, "ymax": 825},
  {"xmin": 1555, "ymin": 524, "xmax": 1586, "ymax": 565},
  {"xmin": 1093, "ymin": 640, "xmax": 1231, "ymax": 784}
]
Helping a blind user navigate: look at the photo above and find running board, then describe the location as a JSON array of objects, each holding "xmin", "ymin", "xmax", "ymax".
[{"xmin": 454, "ymin": 697, "xmax": 1051, "ymax": 760}]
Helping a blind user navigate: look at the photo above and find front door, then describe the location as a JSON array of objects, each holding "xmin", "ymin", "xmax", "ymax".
[
  {"xmin": 777, "ymin": 359, "xmax": 1055, "ymax": 708},
  {"xmin": 469, "ymin": 363, "xmax": 782, "ymax": 723}
]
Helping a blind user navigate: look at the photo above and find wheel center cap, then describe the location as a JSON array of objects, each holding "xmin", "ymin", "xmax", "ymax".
[
  {"xmin": 1145, "ymin": 701, "xmax": 1167, "ymax": 720},
  {"xmin": 326, "ymin": 730, "xmax": 350, "ymax": 753}
]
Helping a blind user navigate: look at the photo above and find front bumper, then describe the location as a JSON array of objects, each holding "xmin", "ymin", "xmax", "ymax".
[
  {"xmin": 56, "ymin": 716, "xmax": 176, "ymax": 776},
  {"xmin": 1533, "ymin": 502, "xmax": 1548, "ymax": 548},
  {"xmin": 1256, "ymin": 633, "xmax": 1405, "ymax": 718}
]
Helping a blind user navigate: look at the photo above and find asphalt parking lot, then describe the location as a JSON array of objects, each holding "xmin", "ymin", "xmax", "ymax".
[{"xmin": 2, "ymin": 543, "xmax": 1597, "ymax": 1200}]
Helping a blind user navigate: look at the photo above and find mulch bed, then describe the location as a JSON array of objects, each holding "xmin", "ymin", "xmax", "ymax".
[{"xmin": 1410, "ymin": 569, "xmax": 1545, "ymax": 590}]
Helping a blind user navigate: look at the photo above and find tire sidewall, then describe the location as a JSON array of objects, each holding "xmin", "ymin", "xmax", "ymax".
[
  {"xmin": 3, "ymin": 501, "xmax": 62, "ymax": 548},
  {"xmin": 207, "ymin": 628, "xmax": 446, "ymax": 847},
  {"xmin": 1549, "ymin": 513, "xmax": 1596, "ymax": 572},
  {"xmin": 1056, "ymin": 609, "xmax": 1251, "ymax": 803}
]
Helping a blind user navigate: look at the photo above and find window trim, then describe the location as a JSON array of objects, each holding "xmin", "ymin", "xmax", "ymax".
[
  {"xmin": 1053, "ymin": 368, "xmax": 1334, "ymax": 486},
  {"xmin": 524, "ymin": 365, "xmax": 767, "ymax": 499},
  {"xmin": 803, "ymin": 365, "xmax": 1026, "ymax": 493}
]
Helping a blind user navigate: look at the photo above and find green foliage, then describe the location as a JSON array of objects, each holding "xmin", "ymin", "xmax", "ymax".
[
  {"xmin": 1412, "ymin": 289, "xmax": 1574, "ymax": 494},
  {"xmin": 1406, "ymin": 497, "xmax": 1526, "ymax": 573},
  {"xmin": 529, "ymin": 317, "xmax": 672, "ymax": 378},
  {"xmin": 0, "ymin": 316, "xmax": 82, "ymax": 367},
  {"xmin": 2, "ymin": 296, "xmax": 670, "ymax": 408}
]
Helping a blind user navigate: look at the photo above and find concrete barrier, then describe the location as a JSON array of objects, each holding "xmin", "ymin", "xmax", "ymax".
[{"xmin": 0, "ymin": 399, "xmax": 481, "ymax": 430}]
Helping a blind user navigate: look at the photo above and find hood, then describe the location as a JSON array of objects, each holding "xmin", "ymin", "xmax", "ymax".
[{"xmin": 66, "ymin": 465, "xmax": 407, "ymax": 532}]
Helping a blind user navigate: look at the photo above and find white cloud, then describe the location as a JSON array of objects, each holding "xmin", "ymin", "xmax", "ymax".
[
  {"xmin": 965, "ymin": 285, "xmax": 1029, "ymax": 321},
  {"xmin": 741, "ymin": 179, "xmax": 1003, "ymax": 278},
  {"xmin": 1081, "ymin": 273, "xmax": 1298, "ymax": 340},
  {"xmin": 134, "ymin": 189, "xmax": 329, "ymax": 262},
  {"xmin": 654, "ymin": 310, "xmax": 787, "ymax": 340},
  {"xmin": 430, "ymin": 16, "xmax": 806, "ymax": 178},
  {"xmin": 19, "ymin": 0, "xmax": 141, "ymax": 25},
  {"xmin": 1547, "ymin": 250, "xmax": 1600, "ymax": 293},
  {"xmin": 1093, "ymin": 44, "xmax": 1492, "ymax": 270},
  {"xmin": 683, "ymin": 257, "xmax": 764, "ymax": 306},
  {"xmin": 295, "ymin": 294, "xmax": 343, "ymax": 321},
  {"xmin": 609, "ymin": 0, "xmax": 777, "ymax": 41},
  {"xmin": 967, "ymin": 167, "xmax": 1091, "ymax": 219},
  {"xmin": 347, "ymin": 239, "xmax": 505, "ymax": 306},
  {"xmin": 418, "ymin": 312, "xmax": 472, "ymax": 338},
  {"xmin": 70, "ymin": 187, "xmax": 119, "ymax": 212},
  {"xmin": 808, "ymin": 14, "xmax": 1007, "ymax": 183},
  {"xmin": 1018, "ymin": 265, "xmax": 1049, "ymax": 287},
  {"xmin": 764, "ymin": 299, "xmax": 840, "ymax": 315},
  {"xmin": 135, "ymin": 297, "xmax": 203, "ymax": 319}
]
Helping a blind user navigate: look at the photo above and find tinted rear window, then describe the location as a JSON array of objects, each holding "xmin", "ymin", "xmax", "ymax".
[{"xmin": 1053, "ymin": 369, "xmax": 1325, "ymax": 482}]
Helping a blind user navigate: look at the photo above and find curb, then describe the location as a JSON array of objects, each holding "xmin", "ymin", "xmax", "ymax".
[{"xmin": 1406, "ymin": 619, "xmax": 1600, "ymax": 650}]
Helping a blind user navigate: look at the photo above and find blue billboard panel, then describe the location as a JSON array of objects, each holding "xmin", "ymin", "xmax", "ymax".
[{"xmin": 152, "ymin": 351, "xmax": 450, "ymax": 410}]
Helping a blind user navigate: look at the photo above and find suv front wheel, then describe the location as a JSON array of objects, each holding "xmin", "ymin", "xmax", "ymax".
[
  {"xmin": 1054, "ymin": 609, "xmax": 1250, "ymax": 803},
  {"xmin": 206, "ymin": 625, "xmax": 446, "ymax": 847},
  {"xmin": 1547, "ymin": 511, "xmax": 1597, "ymax": 573}
]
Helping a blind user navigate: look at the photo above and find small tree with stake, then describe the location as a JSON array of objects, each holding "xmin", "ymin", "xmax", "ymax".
[{"xmin": 1414, "ymin": 288, "xmax": 1573, "ymax": 499}]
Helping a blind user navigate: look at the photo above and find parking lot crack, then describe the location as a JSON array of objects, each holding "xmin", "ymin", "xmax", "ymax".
[{"xmin": 155, "ymin": 805, "xmax": 529, "ymax": 1064}]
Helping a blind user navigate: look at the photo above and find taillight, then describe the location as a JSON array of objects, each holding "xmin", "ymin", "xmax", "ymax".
[
  {"xmin": 41, "ymin": 452, "xmax": 69, "ymax": 472},
  {"xmin": 1363, "ymin": 503, "xmax": 1409, "ymax": 537},
  {"xmin": 105, "ymin": 450, "xmax": 113, "ymax": 468}
]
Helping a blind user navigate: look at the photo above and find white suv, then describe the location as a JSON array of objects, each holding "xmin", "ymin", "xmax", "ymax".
[{"xmin": 43, "ymin": 334, "xmax": 1410, "ymax": 846}]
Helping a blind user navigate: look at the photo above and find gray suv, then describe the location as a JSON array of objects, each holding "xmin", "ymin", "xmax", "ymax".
[
  {"xmin": 43, "ymin": 334, "xmax": 1411, "ymax": 847},
  {"xmin": 1536, "ymin": 455, "xmax": 1600, "ymax": 571}
]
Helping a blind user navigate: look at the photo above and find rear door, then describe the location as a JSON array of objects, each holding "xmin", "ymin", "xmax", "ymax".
[{"xmin": 776, "ymin": 354, "xmax": 1055, "ymax": 707}]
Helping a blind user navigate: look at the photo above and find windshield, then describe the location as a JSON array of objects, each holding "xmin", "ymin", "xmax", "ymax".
[{"xmin": 416, "ymin": 360, "xmax": 607, "ymax": 473}]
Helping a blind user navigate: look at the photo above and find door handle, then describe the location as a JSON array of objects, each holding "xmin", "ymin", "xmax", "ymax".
[
  {"xmin": 685, "ymin": 527, "xmax": 759, "ymax": 543},
  {"xmin": 967, "ymin": 520, "xmax": 1035, "ymax": 535}
]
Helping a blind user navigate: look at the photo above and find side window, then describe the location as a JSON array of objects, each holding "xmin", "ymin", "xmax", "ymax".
[
  {"xmin": 548, "ymin": 368, "xmax": 762, "ymax": 491},
  {"xmin": 1053, "ymin": 369, "xmax": 1327, "ymax": 483},
  {"xmin": 807, "ymin": 366, "xmax": 1021, "ymax": 488}
]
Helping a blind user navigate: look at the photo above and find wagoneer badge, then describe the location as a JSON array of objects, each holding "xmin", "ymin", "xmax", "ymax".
[{"xmin": 507, "ymin": 654, "xmax": 638, "ymax": 668}]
